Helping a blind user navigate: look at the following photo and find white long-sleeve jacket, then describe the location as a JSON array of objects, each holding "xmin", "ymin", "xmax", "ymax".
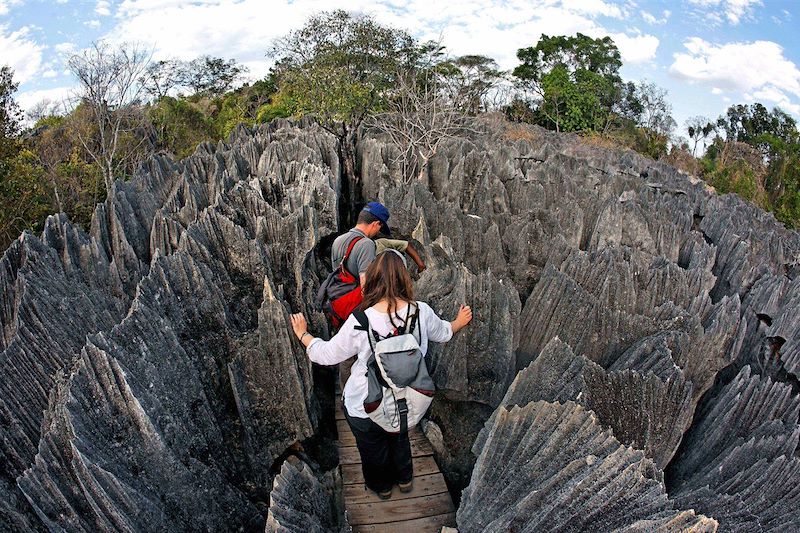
[{"xmin": 307, "ymin": 301, "xmax": 453, "ymax": 418}]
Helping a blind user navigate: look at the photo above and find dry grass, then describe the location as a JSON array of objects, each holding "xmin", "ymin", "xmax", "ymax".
[
  {"xmin": 579, "ymin": 132, "xmax": 626, "ymax": 151},
  {"xmin": 502, "ymin": 122, "xmax": 540, "ymax": 143},
  {"xmin": 661, "ymin": 147, "xmax": 702, "ymax": 177}
]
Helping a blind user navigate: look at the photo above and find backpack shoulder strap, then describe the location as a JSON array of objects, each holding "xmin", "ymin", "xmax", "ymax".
[
  {"xmin": 352, "ymin": 309, "xmax": 369, "ymax": 331},
  {"xmin": 340, "ymin": 235, "xmax": 364, "ymax": 272},
  {"xmin": 408, "ymin": 302, "xmax": 420, "ymax": 342},
  {"xmin": 352, "ymin": 309, "xmax": 376, "ymax": 352}
]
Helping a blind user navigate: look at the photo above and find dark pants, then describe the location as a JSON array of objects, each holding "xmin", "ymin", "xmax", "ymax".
[{"xmin": 345, "ymin": 410, "xmax": 413, "ymax": 493}]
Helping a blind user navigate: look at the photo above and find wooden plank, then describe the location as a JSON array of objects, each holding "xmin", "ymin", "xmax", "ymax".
[
  {"xmin": 339, "ymin": 439, "xmax": 433, "ymax": 465},
  {"xmin": 336, "ymin": 431, "xmax": 427, "ymax": 447},
  {"xmin": 341, "ymin": 456, "xmax": 440, "ymax": 485},
  {"xmin": 336, "ymin": 419, "xmax": 352, "ymax": 436},
  {"xmin": 336, "ymin": 420, "xmax": 425, "ymax": 446},
  {"xmin": 338, "ymin": 427, "xmax": 428, "ymax": 446},
  {"xmin": 346, "ymin": 492, "xmax": 455, "ymax": 526},
  {"xmin": 343, "ymin": 473, "xmax": 449, "ymax": 504},
  {"xmin": 350, "ymin": 512, "xmax": 456, "ymax": 533}
]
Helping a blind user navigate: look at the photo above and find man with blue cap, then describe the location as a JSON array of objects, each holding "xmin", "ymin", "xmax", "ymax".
[
  {"xmin": 319, "ymin": 201, "xmax": 424, "ymax": 329},
  {"xmin": 331, "ymin": 201, "xmax": 391, "ymax": 287}
]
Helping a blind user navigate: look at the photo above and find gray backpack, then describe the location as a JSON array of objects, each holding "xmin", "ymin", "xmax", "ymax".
[{"xmin": 353, "ymin": 303, "xmax": 435, "ymax": 433}]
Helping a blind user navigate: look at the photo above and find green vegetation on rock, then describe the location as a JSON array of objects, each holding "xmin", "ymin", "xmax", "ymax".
[{"xmin": 1, "ymin": 12, "xmax": 799, "ymax": 252}]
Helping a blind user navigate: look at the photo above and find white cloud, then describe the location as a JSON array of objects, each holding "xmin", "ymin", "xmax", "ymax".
[
  {"xmin": 16, "ymin": 85, "xmax": 74, "ymax": 115},
  {"xmin": 561, "ymin": 0, "xmax": 623, "ymax": 18},
  {"xmin": 670, "ymin": 38, "xmax": 800, "ymax": 95},
  {"xmin": 669, "ymin": 38, "xmax": 800, "ymax": 117},
  {"xmin": 0, "ymin": 24, "xmax": 45, "ymax": 84},
  {"xmin": 54, "ymin": 41, "xmax": 77, "ymax": 54},
  {"xmin": 109, "ymin": 0, "xmax": 311, "ymax": 70},
  {"xmin": 687, "ymin": 0, "xmax": 762, "ymax": 25},
  {"xmin": 641, "ymin": 9, "xmax": 668, "ymax": 24},
  {"xmin": 725, "ymin": 0, "xmax": 762, "ymax": 23},
  {"xmin": 608, "ymin": 32, "xmax": 659, "ymax": 63},
  {"xmin": 0, "ymin": 0, "xmax": 23, "ymax": 16},
  {"xmin": 95, "ymin": 0, "xmax": 110, "ymax": 16},
  {"xmin": 751, "ymin": 86, "xmax": 800, "ymax": 115},
  {"xmin": 84, "ymin": 19, "xmax": 101, "ymax": 28},
  {"xmin": 104, "ymin": 0, "xmax": 652, "ymax": 80}
]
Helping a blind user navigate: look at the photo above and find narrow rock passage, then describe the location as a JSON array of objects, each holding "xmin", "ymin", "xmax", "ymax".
[{"xmin": 334, "ymin": 393, "xmax": 456, "ymax": 532}]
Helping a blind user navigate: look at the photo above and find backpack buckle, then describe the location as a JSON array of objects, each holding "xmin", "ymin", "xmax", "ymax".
[{"xmin": 397, "ymin": 398, "xmax": 408, "ymax": 415}]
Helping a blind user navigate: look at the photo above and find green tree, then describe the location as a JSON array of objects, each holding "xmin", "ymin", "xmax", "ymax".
[
  {"xmin": 685, "ymin": 116, "xmax": 716, "ymax": 157},
  {"xmin": 0, "ymin": 66, "xmax": 48, "ymax": 249},
  {"xmin": 768, "ymin": 140, "xmax": 800, "ymax": 227},
  {"xmin": 614, "ymin": 80, "xmax": 675, "ymax": 158},
  {"xmin": 0, "ymin": 148, "xmax": 51, "ymax": 249},
  {"xmin": 1, "ymin": 67, "xmax": 53, "ymax": 248},
  {"xmin": 703, "ymin": 103, "xmax": 800, "ymax": 227},
  {"xmin": 1, "ymin": 65, "xmax": 22, "ymax": 142},
  {"xmin": 718, "ymin": 103, "xmax": 797, "ymax": 152},
  {"xmin": 1, "ymin": 65, "xmax": 23, "ymax": 176},
  {"xmin": 513, "ymin": 33, "xmax": 622, "ymax": 133},
  {"xmin": 140, "ymin": 59, "xmax": 186, "ymax": 100},
  {"xmin": 269, "ymin": 9, "xmax": 416, "ymax": 215},
  {"xmin": 181, "ymin": 56, "xmax": 248, "ymax": 97},
  {"xmin": 439, "ymin": 54, "xmax": 505, "ymax": 115},
  {"xmin": 147, "ymin": 96, "xmax": 215, "ymax": 159}
]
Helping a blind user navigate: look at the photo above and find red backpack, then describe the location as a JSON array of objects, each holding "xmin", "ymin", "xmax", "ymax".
[{"xmin": 316, "ymin": 236, "xmax": 365, "ymax": 328}]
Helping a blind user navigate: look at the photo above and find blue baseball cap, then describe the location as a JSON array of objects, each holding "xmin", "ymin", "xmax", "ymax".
[{"xmin": 362, "ymin": 201, "xmax": 391, "ymax": 236}]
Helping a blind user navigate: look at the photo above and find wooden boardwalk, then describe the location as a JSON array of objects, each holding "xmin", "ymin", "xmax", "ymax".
[{"xmin": 335, "ymin": 396, "xmax": 456, "ymax": 532}]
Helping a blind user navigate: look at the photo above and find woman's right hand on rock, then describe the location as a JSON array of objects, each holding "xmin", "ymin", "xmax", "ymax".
[
  {"xmin": 290, "ymin": 313, "xmax": 308, "ymax": 340},
  {"xmin": 452, "ymin": 304, "xmax": 473, "ymax": 333}
]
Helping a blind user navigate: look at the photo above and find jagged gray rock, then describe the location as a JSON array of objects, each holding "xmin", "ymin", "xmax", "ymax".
[
  {"xmin": 416, "ymin": 235, "xmax": 521, "ymax": 407},
  {"xmin": 668, "ymin": 365, "xmax": 800, "ymax": 531},
  {"xmin": 516, "ymin": 248, "xmax": 740, "ymax": 400},
  {"xmin": 582, "ymin": 365, "xmax": 693, "ymax": 470},
  {"xmin": 613, "ymin": 511, "xmax": 718, "ymax": 532},
  {"xmin": 2, "ymin": 119, "xmax": 339, "ymax": 530},
  {"xmin": 1, "ymin": 115, "xmax": 800, "ymax": 530},
  {"xmin": 473, "ymin": 337, "xmax": 693, "ymax": 470},
  {"xmin": 669, "ymin": 365, "xmax": 800, "ymax": 484},
  {"xmin": 357, "ymin": 119, "xmax": 797, "ymax": 517},
  {"xmin": 458, "ymin": 400, "xmax": 715, "ymax": 532},
  {"xmin": 265, "ymin": 456, "xmax": 344, "ymax": 533},
  {"xmin": 0, "ymin": 219, "xmax": 132, "ymax": 530}
]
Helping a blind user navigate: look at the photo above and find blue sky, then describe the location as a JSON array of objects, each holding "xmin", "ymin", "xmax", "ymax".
[{"xmin": 1, "ymin": 0, "xmax": 799, "ymax": 140}]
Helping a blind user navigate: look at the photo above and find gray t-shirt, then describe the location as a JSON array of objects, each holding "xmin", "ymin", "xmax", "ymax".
[{"xmin": 331, "ymin": 229, "xmax": 376, "ymax": 278}]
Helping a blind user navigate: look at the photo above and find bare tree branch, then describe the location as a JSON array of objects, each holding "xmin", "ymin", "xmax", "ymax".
[
  {"xmin": 68, "ymin": 40, "xmax": 153, "ymax": 190},
  {"xmin": 369, "ymin": 67, "xmax": 480, "ymax": 183}
]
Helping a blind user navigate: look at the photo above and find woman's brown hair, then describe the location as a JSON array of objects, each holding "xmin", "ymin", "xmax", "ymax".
[{"xmin": 359, "ymin": 251, "xmax": 415, "ymax": 316}]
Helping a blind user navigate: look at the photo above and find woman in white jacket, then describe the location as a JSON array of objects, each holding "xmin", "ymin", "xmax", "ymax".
[{"xmin": 290, "ymin": 250, "xmax": 472, "ymax": 499}]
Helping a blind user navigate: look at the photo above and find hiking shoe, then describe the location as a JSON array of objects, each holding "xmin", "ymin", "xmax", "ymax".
[
  {"xmin": 398, "ymin": 480, "xmax": 413, "ymax": 493},
  {"xmin": 366, "ymin": 484, "xmax": 392, "ymax": 499}
]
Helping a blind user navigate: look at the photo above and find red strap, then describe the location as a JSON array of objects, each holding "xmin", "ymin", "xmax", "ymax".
[{"xmin": 339, "ymin": 236, "xmax": 364, "ymax": 276}]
